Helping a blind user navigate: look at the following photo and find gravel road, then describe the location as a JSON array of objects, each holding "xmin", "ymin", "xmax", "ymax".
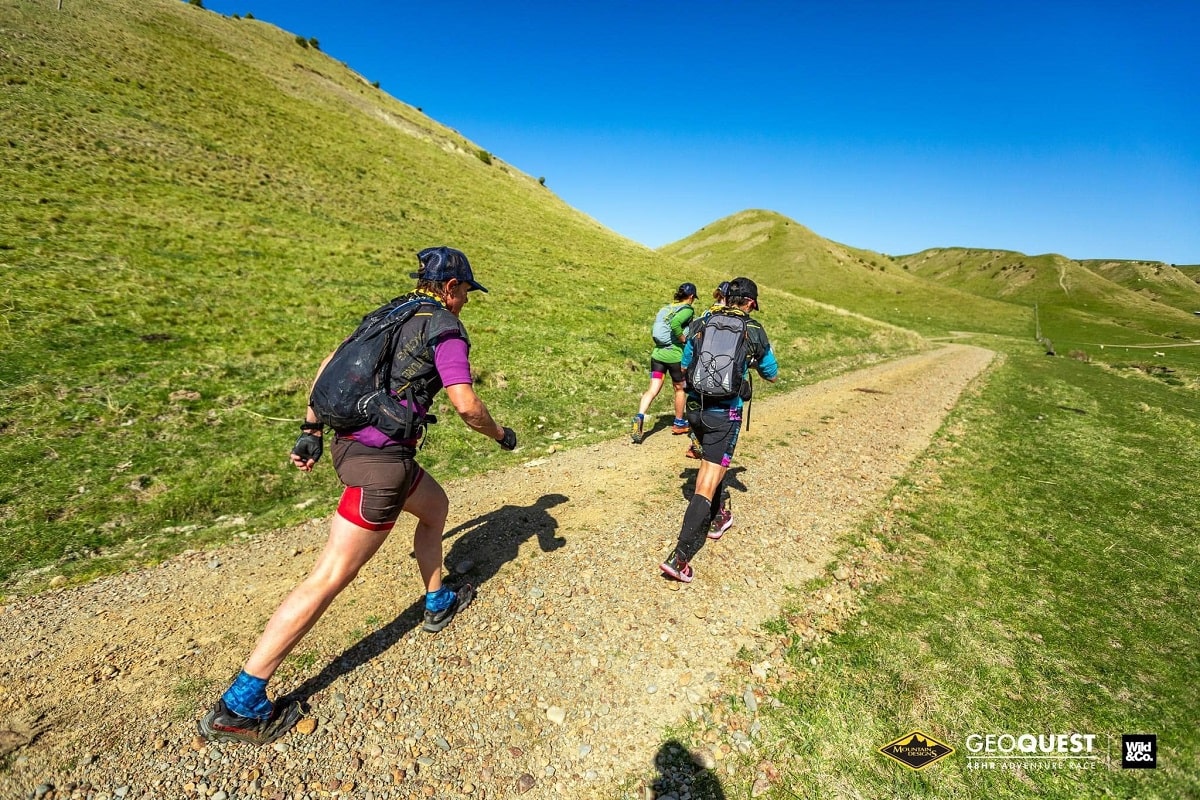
[{"xmin": 0, "ymin": 344, "xmax": 994, "ymax": 800}]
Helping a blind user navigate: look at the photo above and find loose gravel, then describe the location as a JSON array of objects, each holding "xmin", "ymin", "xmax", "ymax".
[{"xmin": 0, "ymin": 344, "xmax": 994, "ymax": 800}]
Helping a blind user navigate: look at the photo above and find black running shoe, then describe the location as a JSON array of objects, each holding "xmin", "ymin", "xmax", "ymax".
[
  {"xmin": 422, "ymin": 583, "xmax": 476, "ymax": 633},
  {"xmin": 659, "ymin": 552, "xmax": 694, "ymax": 583},
  {"xmin": 197, "ymin": 698, "xmax": 303, "ymax": 746}
]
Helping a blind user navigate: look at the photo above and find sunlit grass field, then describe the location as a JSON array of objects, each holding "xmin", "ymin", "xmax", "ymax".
[
  {"xmin": 0, "ymin": 0, "xmax": 923, "ymax": 591},
  {"xmin": 673, "ymin": 339, "xmax": 1200, "ymax": 799}
]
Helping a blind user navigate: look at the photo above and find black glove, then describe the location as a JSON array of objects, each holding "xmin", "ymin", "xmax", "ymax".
[
  {"xmin": 497, "ymin": 427, "xmax": 518, "ymax": 451},
  {"xmin": 292, "ymin": 432, "xmax": 323, "ymax": 465}
]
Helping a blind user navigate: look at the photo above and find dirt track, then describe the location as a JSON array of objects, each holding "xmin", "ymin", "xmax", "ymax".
[{"xmin": 0, "ymin": 344, "xmax": 995, "ymax": 800}]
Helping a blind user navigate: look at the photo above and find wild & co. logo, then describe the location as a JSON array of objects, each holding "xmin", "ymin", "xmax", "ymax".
[
  {"xmin": 1121, "ymin": 734, "xmax": 1157, "ymax": 769},
  {"xmin": 878, "ymin": 730, "xmax": 955, "ymax": 770}
]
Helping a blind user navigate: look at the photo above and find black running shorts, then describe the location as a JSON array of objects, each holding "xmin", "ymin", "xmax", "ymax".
[
  {"xmin": 650, "ymin": 357, "xmax": 686, "ymax": 384},
  {"xmin": 685, "ymin": 404, "xmax": 742, "ymax": 467}
]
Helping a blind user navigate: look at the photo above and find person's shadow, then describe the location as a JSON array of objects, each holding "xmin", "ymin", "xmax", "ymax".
[
  {"xmin": 640, "ymin": 413, "xmax": 678, "ymax": 443},
  {"xmin": 649, "ymin": 739, "xmax": 726, "ymax": 799},
  {"xmin": 441, "ymin": 493, "xmax": 568, "ymax": 584},
  {"xmin": 287, "ymin": 494, "xmax": 569, "ymax": 704},
  {"xmin": 678, "ymin": 464, "xmax": 747, "ymax": 504}
]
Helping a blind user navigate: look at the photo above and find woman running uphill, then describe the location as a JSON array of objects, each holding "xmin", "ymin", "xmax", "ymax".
[
  {"xmin": 632, "ymin": 282, "xmax": 698, "ymax": 443},
  {"xmin": 199, "ymin": 247, "xmax": 517, "ymax": 745},
  {"xmin": 660, "ymin": 277, "xmax": 778, "ymax": 583}
]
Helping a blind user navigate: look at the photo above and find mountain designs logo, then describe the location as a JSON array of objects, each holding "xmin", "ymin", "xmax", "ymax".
[{"xmin": 878, "ymin": 730, "xmax": 955, "ymax": 770}]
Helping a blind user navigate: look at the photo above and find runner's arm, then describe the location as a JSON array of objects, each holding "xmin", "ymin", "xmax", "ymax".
[
  {"xmin": 445, "ymin": 383, "xmax": 505, "ymax": 440},
  {"xmin": 756, "ymin": 347, "xmax": 779, "ymax": 382},
  {"xmin": 671, "ymin": 307, "xmax": 694, "ymax": 343},
  {"xmin": 433, "ymin": 336, "xmax": 506, "ymax": 441},
  {"xmin": 291, "ymin": 349, "xmax": 336, "ymax": 471}
]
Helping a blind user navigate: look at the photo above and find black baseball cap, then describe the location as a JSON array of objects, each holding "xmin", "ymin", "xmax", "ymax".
[
  {"xmin": 727, "ymin": 276, "xmax": 759, "ymax": 309},
  {"xmin": 411, "ymin": 246, "xmax": 488, "ymax": 292}
]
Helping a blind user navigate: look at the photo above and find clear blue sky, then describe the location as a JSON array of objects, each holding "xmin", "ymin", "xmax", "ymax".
[{"xmin": 201, "ymin": 1, "xmax": 1199, "ymax": 264}]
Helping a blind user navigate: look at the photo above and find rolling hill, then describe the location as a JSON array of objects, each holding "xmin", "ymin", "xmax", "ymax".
[
  {"xmin": 665, "ymin": 210, "xmax": 1200, "ymax": 372},
  {"xmin": 661, "ymin": 209, "xmax": 1034, "ymax": 338}
]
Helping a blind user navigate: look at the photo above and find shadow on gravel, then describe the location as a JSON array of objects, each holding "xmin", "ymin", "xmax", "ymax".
[
  {"xmin": 287, "ymin": 595, "xmax": 426, "ymax": 704},
  {"xmin": 442, "ymin": 493, "xmax": 568, "ymax": 587},
  {"xmin": 639, "ymin": 413, "xmax": 679, "ymax": 443},
  {"xmin": 287, "ymin": 495, "xmax": 568, "ymax": 704},
  {"xmin": 678, "ymin": 464, "xmax": 747, "ymax": 503},
  {"xmin": 648, "ymin": 739, "xmax": 726, "ymax": 799}
]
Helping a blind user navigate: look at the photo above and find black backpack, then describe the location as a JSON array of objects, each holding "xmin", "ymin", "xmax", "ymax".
[
  {"xmin": 309, "ymin": 295, "xmax": 439, "ymax": 439},
  {"xmin": 686, "ymin": 311, "xmax": 751, "ymax": 403}
]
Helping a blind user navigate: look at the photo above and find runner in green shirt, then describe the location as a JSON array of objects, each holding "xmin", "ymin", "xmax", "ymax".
[{"xmin": 632, "ymin": 282, "xmax": 698, "ymax": 443}]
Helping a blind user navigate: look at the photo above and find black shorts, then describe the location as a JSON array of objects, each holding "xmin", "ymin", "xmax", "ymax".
[
  {"xmin": 685, "ymin": 403, "xmax": 742, "ymax": 466},
  {"xmin": 650, "ymin": 357, "xmax": 685, "ymax": 384},
  {"xmin": 331, "ymin": 437, "xmax": 425, "ymax": 531}
]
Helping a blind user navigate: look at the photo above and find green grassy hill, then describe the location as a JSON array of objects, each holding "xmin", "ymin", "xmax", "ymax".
[
  {"xmin": 661, "ymin": 209, "xmax": 1033, "ymax": 338},
  {"xmin": 665, "ymin": 210, "xmax": 1200, "ymax": 381},
  {"xmin": 901, "ymin": 249, "xmax": 1200, "ymax": 337},
  {"xmin": 899, "ymin": 248, "xmax": 1200, "ymax": 378},
  {"xmin": 0, "ymin": 0, "xmax": 920, "ymax": 589},
  {"xmin": 1080, "ymin": 258, "xmax": 1200, "ymax": 316}
]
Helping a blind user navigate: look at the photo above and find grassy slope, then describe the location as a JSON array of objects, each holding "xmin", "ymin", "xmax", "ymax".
[
  {"xmin": 661, "ymin": 209, "xmax": 1033, "ymax": 338},
  {"xmin": 902, "ymin": 248, "xmax": 1200, "ymax": 376},
  {"xmin": 0, "ymin": 0, "xmax": 920, "ymax": 589},
  {"xmin": 1080, "ymin": 259, "xmax": 1200, "ymax": 316},
  {"xmin": 729, "ymin": 346, "xmax": 1200, "ymax": 799}
]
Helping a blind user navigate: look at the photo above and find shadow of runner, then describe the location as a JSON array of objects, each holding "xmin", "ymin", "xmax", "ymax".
[
  {"xmin": 442, "ymin": 493, "xmax": 568, "ymax": 587},
  {"xmin": 649, "ymin": 739, "xmax": 726, "ymax": 800},
  {"xmin": 286, "ymin": 595, "xmax": 425, "ymax": 704},
  {"xmin": 286, "ymin": 494, "xmax": 569, "ymax": 704},
  {"xmin": 639, "ymin": 413, "xmax": 679, "ymax": 444}
]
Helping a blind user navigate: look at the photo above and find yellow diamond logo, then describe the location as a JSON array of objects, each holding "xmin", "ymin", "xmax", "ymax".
[{"xmin": 878, "ymin": 730, "xmax": 955, "ymax": 770}]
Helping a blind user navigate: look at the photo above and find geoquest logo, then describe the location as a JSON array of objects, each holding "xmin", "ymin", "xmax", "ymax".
[{"xmin": 964, "ymin": 732, "xmax": 1101, "ymax": 770}]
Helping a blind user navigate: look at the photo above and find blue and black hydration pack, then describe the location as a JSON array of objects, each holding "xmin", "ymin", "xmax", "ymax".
[
  {"xmin": 686, "ymin": 310, "xmax": 752, "ymax": 404},
  {"xmin": 308, "ymin": 294, "xmax": 440, "ymax": 440}
]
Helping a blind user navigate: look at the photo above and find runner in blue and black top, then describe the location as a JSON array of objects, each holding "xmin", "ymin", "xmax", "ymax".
[{"xmin": 660, "ymin": 277, "xmax": 778, "ymax": 583}]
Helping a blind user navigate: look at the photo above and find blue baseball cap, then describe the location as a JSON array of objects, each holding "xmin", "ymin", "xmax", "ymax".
[{"xmin": 412, "ymin": 246, "xmax": 488, "ymax": 292}]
